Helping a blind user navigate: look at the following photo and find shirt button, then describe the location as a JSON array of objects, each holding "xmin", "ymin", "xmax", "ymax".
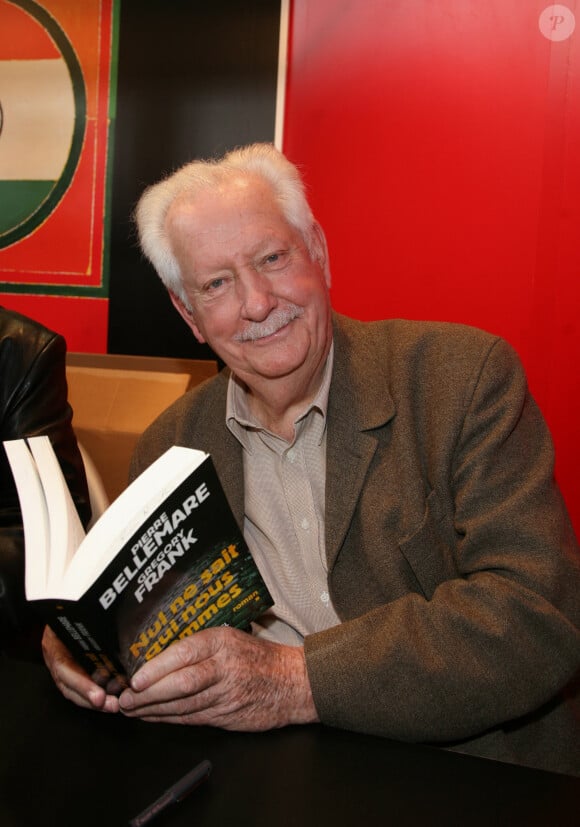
[
  {"xmin": 301, "ymin": 517, "xmax": 310, "ymax": 530},
  {"xmin": 320, "ymin": 591, "xmax": 330, "ymax": 604},
  {"xmin": 287, "ymin": 449, "xmax": 296, "ymax": 463}
]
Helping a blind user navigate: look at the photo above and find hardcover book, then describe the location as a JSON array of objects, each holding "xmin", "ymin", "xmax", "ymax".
[{"xmin": 4, "ymin": 436, "xmax": 273, "ymax": 684}]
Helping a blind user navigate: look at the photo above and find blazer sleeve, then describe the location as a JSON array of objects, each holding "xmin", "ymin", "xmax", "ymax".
[{"xmin": 305, "ymin": 337, "xmax": 580, "ymax": 748}]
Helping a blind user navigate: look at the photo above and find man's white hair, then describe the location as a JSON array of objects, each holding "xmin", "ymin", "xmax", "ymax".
[{"xmin": 134, "ymin": 143, "xmax": 317, "ymax": 307}]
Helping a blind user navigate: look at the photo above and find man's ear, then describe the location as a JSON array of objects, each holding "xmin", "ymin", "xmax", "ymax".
[
  {"xmin": 168, "ymin": 291, "xmax": 206, "ymax": 344},
  {"xmin": 311, "ymin": 222, "xmax": 331, "ymax": 286}
]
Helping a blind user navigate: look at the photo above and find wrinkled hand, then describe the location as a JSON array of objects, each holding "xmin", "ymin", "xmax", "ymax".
[
  {"xmin": 119, "ymin": 626, "xmax": 319, "ymax": 730},
  {"xmin": 42, "ymin": 626, "xmax": 121, "ymax": 713}
]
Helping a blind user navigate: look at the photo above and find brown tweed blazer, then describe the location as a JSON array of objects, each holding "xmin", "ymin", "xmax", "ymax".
[{"xmin": 131, "ymin": 313, "xmax": 580, "ymax": 776}]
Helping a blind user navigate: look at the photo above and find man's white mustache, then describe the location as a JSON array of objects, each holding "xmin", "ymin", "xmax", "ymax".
[{"xmin": 234, "ymin": 306, "xmax": 303, "ymax": 342}]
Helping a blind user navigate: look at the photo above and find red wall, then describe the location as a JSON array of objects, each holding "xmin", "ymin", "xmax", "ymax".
[{"xmin": 282, "ymin": 0, "xmax": 580, "ymax": 535}]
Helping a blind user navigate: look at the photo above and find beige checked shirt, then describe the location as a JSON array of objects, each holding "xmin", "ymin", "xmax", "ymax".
[{"xmin": 226, "ymin": 345, "xmax": 341, "ymax": 645}]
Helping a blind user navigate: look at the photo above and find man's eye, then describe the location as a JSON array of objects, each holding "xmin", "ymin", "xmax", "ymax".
[
  {"xmin": 263, "ymin": 251, "xmax": 287, "ymax": 268},
  {"xmin": 206, "ymin": 277, "xmax": 225, "ymax": 291}
]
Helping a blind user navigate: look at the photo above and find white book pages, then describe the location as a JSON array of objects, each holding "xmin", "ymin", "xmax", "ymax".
[{"xmin": 3, "ymin": 439, "xmax": 50, "ymax": 600}]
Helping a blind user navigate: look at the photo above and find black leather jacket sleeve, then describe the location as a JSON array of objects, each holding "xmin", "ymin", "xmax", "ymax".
[{"xmin": 0, "ymin": 309, "xmax": 91, "ymax": 654}]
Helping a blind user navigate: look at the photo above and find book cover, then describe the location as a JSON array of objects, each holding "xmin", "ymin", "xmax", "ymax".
[{"xmin": 4, "ymin": 438, "xmax": 273, "ymax": 684}]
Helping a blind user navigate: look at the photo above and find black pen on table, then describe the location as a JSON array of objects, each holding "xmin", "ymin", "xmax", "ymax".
[{"xmin": 129, "ymin": 759, "xmax": 212, "ymax": 827}]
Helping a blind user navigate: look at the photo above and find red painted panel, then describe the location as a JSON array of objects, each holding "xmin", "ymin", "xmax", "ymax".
[
  {"xmin": 0, "ymin": 1, "xmax": 60, "ymax": 58},
  {"xmin": 0, "ymin": 294, "xmax": 108, "ymax": 352},
  {"xmin": 283, "ymin": 0, "xmax": 580, "ymax": 534}
]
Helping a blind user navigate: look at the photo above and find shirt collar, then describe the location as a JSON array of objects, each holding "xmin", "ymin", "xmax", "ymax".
[{"xmin": 226, "ymin": 340, "xmax": 334, "ymax": 450}]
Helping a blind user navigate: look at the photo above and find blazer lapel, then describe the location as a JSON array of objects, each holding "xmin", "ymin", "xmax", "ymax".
[
  {"xmin": 325, "ymin": 315, "xmax": 395, "ymax": 570},
  {"xmin": 189, "ymin": 371, "xmax": 246, "ymax": 528},
  {"xmin": 210, "ymin": 426, "xmax": 245, "ymax": 527}
]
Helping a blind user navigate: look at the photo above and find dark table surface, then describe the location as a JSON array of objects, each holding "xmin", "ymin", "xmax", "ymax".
[{"xmin": 0, "ymin": 657, "xmax": 578, "ymax": 827}]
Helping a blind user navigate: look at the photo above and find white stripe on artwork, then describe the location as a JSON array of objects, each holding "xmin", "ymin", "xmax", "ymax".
[{"xmin": 0, "ymin": 58, "xmax": 75, "ymax": 180}]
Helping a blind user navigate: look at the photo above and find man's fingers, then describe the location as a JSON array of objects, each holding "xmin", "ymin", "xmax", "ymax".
[{"xmin": 41, "ymin": 625, "xmax": 120, "ymax": 713}]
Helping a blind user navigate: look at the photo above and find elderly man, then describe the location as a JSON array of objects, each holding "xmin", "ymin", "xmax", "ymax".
[{"xmin": 43, "ymin": 144, "xmax": 580, "ymax": 776}]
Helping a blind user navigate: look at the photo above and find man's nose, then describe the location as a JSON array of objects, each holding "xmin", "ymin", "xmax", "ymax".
[{"xmin": 238, "ymin": 268, "xmax": 277, "ymax": 320}]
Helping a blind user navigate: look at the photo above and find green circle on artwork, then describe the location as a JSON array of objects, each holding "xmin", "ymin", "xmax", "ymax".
[{"xmin": 0, "ymin": 0, "xmax": 86, "ymax": 249}]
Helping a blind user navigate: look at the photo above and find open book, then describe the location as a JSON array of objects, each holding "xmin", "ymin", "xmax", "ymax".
[{"xmin": 4, "ymin": 436, "xmax": 273, "ymax": 683}]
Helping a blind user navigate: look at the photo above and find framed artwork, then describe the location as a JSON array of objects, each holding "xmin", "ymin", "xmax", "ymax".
[{"xmin": 0, "ymin": 0, "xmax": 118, "ymax": 301}]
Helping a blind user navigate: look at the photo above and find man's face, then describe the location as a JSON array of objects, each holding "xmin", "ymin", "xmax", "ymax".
[{"xmin": 167, "ymin": 176, "xmax": 332, "ymax": 394}]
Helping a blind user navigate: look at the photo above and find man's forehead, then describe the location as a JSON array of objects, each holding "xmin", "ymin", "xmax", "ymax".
[{"xmin": 170, "ymin": 174, "xmax": 275, "ymax": 219}]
